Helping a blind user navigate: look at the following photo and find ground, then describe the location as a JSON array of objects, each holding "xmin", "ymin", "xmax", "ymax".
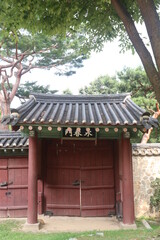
[{"xmin": 0, "ymin": 217, "xmax": 160, "ymax": 240}]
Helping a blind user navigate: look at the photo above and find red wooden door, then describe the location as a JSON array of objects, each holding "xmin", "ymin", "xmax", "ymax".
[
  {"xmin": 79, "ymin": 142, "xmax": 115, "ymax": 217},
  {"xmin": 44, "ymin": 140, "xmax": 115, "ymax": 217},
  {"xmin": 44, "ymin": 143, "xmax": 81, "ymax": 216},
  {"xmin": 0, "ymin": 157, "xmax": 28, "ymax": 217},
  {"xmin": 0, "ymin": 159, "xmax": 8, "ymax": 217}
]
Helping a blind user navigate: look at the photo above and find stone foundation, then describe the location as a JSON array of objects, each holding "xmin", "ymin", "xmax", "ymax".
[{"xmin": 132, "ymin": 143, "xmax": 160, "ymax": 217}]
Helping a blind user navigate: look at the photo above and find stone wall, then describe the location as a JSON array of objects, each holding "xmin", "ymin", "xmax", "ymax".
[{"xmin": 132, "ymin": 143, "xmax": 160, "ymax": 217}]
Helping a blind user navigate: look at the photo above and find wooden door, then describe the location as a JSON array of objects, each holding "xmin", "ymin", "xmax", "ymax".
[
  {"xmin": 0, "ymin": 157, "xmax": 28, "ymax": 218},
  {"xmin": 44, "ymin": 140, "xmax": 115, "ymax": 217},
  {"xmin": 0, "ymin": 159, "xmax": 8, "ymax": 217},
  {"xmin": 79, "ymin": 142, "xmax": 115, "ymax": 217},
  {"xmin": 44, "ymin": 143, "xmax": 81, "ymax": 216}
]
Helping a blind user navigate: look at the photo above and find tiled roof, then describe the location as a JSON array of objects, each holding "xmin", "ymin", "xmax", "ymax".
[
  {"xmin": 0, "ymin": 131, "xmax": 28, "ymax": 149},
  {"xmin": 2, "ymin": 93, "xmax": 145, "ymax": 126}
]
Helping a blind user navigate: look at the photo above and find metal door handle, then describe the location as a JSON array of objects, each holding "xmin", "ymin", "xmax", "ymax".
[
  {"xmin": 0, "ymin": 181, "xmax": 13, "ymax": 187},
  {"xmin": 72, "ymin": 180, "xmax": 85, "ymax": 186},
  {"xmin": 72, "ymin": 180, "xmax": 80, "ymax": 186}
]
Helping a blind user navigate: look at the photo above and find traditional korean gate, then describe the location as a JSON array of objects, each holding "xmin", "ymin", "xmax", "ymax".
[
  {"xmin": 0, "ymin": 157, "xmax": 28, "ymax": 217},
  {"xmin": 44, "ymin": 140, "xmax": 115, "ymax": 217}
]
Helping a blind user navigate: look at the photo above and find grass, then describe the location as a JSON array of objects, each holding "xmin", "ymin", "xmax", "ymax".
[{"xmin": 0, "ymin": 219, "xmax": 160, "ymax": 240}]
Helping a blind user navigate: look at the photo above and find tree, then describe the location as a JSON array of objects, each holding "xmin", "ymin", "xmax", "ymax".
[
  {"xmin": 0, "ymin": 32, "xmax": 88, "ymax": 129},
  {"xmin": 17, "ymin": 81, "xmax": 58, "ymax": 100},
  {"xmin": 79, "ymin": 75, "xmax": 118, "ymax": 95},
  {"xmin": 80, "ymin": 66, "xmax": 156, "ymax": 109},
  {"xmin": 80, "ymin": 67, "xmax": 159, "ymax": 143},
  {"xmin": 117, "ymin": 67, "xmax": 156, "ymax": 110},
  {"xmin": 63, "ymin": 89, "xmax": 73, "ymax": 95},
  {"xmin": 1, "ymin": 1, "xmax": 160, "ymax": 103}
]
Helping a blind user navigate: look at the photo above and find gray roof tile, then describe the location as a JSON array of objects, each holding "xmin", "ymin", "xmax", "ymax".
[
  {"xmin": 2, "ymin": 93, "xmax": 145, "ymax": 126},
  {"xmin": 0, "ymin": 131, "xmax": 28, "ymax": 149}
]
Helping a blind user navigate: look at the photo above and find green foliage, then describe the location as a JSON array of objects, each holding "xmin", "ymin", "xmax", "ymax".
[
  {"xmin": 1, "ymin": 0, "xmax": 160, "ymax": 106},
  {"xmin": 0, "ymin": 1, "xmax": 150, "ymax": 53},
  {"xmin": 0, "ymin": 31, "xmax": 88, "ymax": 76},
  {"xmin": 1, "ymin": 1, "xmax": 159, "ymax": 48},
  {"xmin": 150, "ymin": 178, "xmax": 160, "ymax": 212},
  {"xmin": 80, "ymin": 66, "xmax": 156, "ymax": 110},
  {"xmin": 79, "ymin": 75, "xmax": 117, "ymax": 95},
  {"xmin": 17, "ymin": 81, "xmax": 58, "ymax": 99},
  {"xmin": 63, "ymin": 89, "xmax": 73, "ymax": 95},
  {"xmin": 117, "ymin": 66, "xmax": 157, "ymax": 111},
  {"xmin": 79, "ymin": 66, "xmax": 159, "ymax": 143}
]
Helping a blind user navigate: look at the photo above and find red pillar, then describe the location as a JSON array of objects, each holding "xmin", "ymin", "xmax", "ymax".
[
  {"xmin": 27, "ymin": 134, "xmax": 38, "ymax": 224},
  {"xmin": 121, "ymin": 135, "xmax": 135, "ymax": 225}
]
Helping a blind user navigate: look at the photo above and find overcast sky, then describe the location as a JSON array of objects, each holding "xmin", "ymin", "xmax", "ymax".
[{"xmin": 22, "ymin": 39, "xmax": 142, "ymax": 94}]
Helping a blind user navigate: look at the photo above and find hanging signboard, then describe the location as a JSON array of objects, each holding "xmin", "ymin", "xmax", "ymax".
[{"xmin": 62, "ymin": 127, "xmax": 96, "ymax": 139}]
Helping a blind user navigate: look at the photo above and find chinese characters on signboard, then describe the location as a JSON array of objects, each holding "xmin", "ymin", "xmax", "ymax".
[{"xmin": 63, "ymin": 127, "xmax": 96, "ymax": 138}]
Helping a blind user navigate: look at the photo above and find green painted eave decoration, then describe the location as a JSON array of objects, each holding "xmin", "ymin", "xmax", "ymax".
[
  {"xmin": 19, "ymin": 124, "xmax": 141, "ymax": 140},
  {"xmin": 0, "ymin": 148, "xmax": 28, "ymax": 157}
]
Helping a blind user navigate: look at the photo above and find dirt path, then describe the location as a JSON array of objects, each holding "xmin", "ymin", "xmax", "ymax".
[{"xmin": 37, "ymin": 216, "xmax": 121, "ymax": 233}]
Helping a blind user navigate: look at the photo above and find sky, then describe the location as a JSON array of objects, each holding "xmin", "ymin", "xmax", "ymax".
[{"xmin": 22, "ymin": 39, "xmax": 143, "ymax": 95}]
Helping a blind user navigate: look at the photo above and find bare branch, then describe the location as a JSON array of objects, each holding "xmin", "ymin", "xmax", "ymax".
[
  {"xmin": 0, "ymin": 40, "xmax": 4, "ymax": 49},
  {"xmin": 9, "ymin": 66, "xmax": 23, "ymax": 102},
  {"xmin": 7, "ymin": 55, "xmax": 24, "ymax": 78},
  {"xmin": 16, "ymin": 44, "xmax": 57, "ymax": 59},
  {"xmin": 20, "ymin": 61, "xmax": 67, "ymax": 76},
  {"xmin": 0, "ymin": 92, "xmax": 3, "ymax": 101},
  {"xmin": 1, "ymin": 70, "xmax": 8, "ymax": 101},
  {"xmin": 0, "ymin": 55, "xmax": 13, "ymax": 64},
  {"xmin": 29, "ymin": 55, "xmax": 34, "ymax": 64},
  {"xmin": 16, "ymin": 41, "xmax": 18, "ymax": 60},
  {"xmin": 0, "ymin": 63, "xmax": 15, "ymax": 69},
  {"xmin": 21, "ymin": 64, "xmax": 54, "ymax": 75}
]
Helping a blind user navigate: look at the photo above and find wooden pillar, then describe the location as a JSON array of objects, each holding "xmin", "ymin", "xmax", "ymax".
[
  {"xmin": 121, "ymin": 135, "xmax": 135, "ymax": 225},
  {"xmin": 27, "ymin": 133, "xmax": 38, "ymax": 224}
]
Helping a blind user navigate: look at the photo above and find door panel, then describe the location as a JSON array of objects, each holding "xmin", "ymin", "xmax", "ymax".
[
  {"xmin": 7, "ymin": 158, "xmax": 28, "ymax": 217},
  {"xmin": 44, "ymin": 140, "xmax": 115, "ymax": 217},
  {"xmin": 79, "ymin": 144, "xmax": 115, "ymax": 217},
  {"xmin": 44, "ymin": 143, "xmax": 81, "ymax": 216},
  {"xmin": 0, "ymin": 157, "xmax": 28, "ymax": 218}
]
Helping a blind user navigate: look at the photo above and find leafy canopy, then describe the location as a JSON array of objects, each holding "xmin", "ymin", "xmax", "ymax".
[
  {"xmin": 79, "ymin": 66, "xmax": 159, "ymax": 142},
  {"xmin": 17, "ymin": 81, "xmax": 58, "ymax": 100},
  {"xmin": 0, "ymin": 31, "xmax": 88, "ymax": 76},
  {"xmin": 2, "ymin": 1, "xmax": 160, "ymax": 101},
  {"xmin": 79, "ymin": 66, "xmax": 156, "ymax": 110},
  {"xmin": 0, "ymin": 1, "xmax": 144, "ymax": 52}
]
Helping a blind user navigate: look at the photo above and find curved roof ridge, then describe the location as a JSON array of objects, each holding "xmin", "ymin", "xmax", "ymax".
[{"xmin": 29, "ymin": 92, "xmax": 131, "ymax": 102}]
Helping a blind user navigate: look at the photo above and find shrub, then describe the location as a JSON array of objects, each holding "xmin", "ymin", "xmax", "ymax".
[{"xmin": 150, "ymin": 178, "xmax": 160, "ymax": 212}]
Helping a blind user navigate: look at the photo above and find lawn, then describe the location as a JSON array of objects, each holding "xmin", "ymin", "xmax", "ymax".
[{"xmin": 0, "ymin": 219, "xmax": 160, "ymax": 240}]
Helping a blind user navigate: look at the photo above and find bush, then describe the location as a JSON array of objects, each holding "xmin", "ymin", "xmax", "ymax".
[{"xmin": 150, "ymin": 178, "xmax": 160, "ymax": 212}]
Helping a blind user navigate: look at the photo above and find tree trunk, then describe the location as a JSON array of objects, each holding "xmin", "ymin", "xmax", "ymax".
[
  {"xmin": 137, "ymin": 0, "xmax": 160, "ymax": 73},
  {"xmin": 111, "ymin": 0, "xmax": 160, "ymax": 104},
  {"xmin": 0, "ymin": 99, "xmax": 11, "ymax": 130}
]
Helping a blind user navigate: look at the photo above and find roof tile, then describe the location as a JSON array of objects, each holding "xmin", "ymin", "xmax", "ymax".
[{"xmin": 2, "ymin": 93, "xmax": 145, "ymax": 126}]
